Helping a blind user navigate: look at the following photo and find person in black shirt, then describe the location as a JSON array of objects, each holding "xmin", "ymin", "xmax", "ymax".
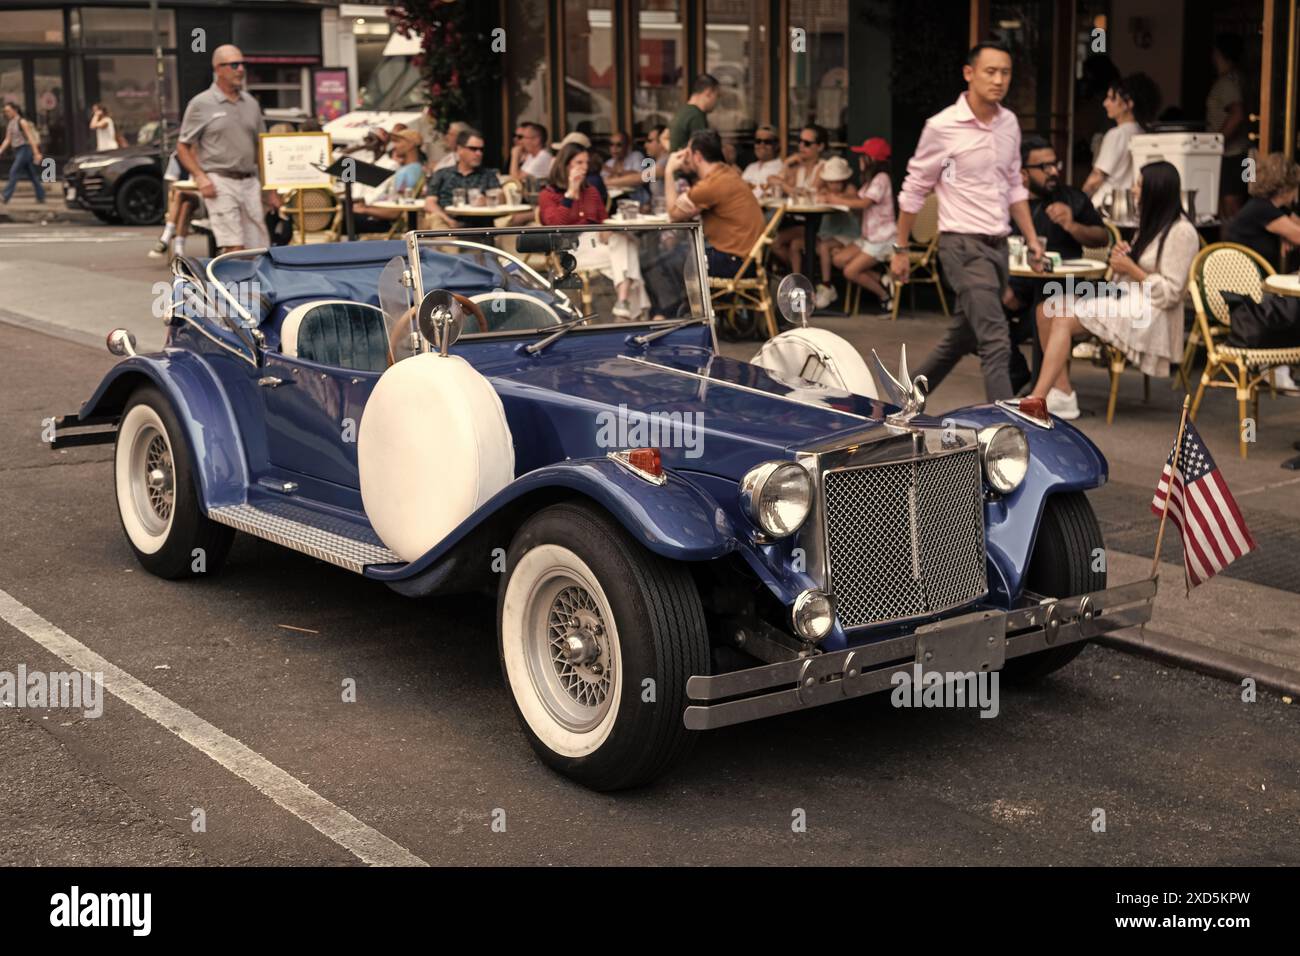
[
  {"xmin": 1002, "ymin": 137, "xmax": 1109, "ymax": 392},
  {"xmin": 1226, "ymin": 152, "xmax": 1300, "ymax": 271}
]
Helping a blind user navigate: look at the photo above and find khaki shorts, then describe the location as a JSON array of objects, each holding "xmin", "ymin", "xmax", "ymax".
[{"xmin": 207, "ymin": 172, "xmax": 269, "ymax": 249}]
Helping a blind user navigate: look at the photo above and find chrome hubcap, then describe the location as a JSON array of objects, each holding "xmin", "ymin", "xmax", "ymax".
[
  {"xmin": 524, "ymin": 571, "xmax": 617, "ymax": 733},
  {"xmin": 129, "ymin": 423, "xmax": 174, "ymax": 536}
]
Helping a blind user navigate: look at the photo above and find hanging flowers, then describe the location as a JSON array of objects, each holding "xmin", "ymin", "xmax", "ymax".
[{"xmin": 389, "ymin": 1, "xmax": 496, "ymax": 128}]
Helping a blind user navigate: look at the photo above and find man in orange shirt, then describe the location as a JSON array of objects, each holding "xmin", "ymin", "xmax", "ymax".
[{"xmin": 666, "ymin": 129, "xmax": 764, "ymax": 277}]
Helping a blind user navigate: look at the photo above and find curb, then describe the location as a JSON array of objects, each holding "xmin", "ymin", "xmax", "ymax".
[{"xmin": 1100, "ymin": 627, "xmax": 1300, "ymax": 699}]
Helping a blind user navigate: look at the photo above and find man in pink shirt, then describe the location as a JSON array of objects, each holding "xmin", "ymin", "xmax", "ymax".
[{"xmin": 891, "ymin": 41, "xmax": 1047, "ymax": 402}]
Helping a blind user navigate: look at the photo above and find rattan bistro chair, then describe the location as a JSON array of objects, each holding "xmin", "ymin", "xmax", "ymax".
[
  {"xmin": 1076, "ymin": 220, "xmax": 1151, "ymax": 423},
  {"xmin": 709, "ymin": 207, "xmax": 785, "ymax": 339},
  {"xmin": 1187, "ymin": 241, "xmax": 1299, "ymax": 458},
  {"xmin": 890, "ymin": 193, "xmax": 948, "ymax": 321}
]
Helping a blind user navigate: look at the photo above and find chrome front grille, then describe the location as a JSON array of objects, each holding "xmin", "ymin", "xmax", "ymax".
[{"xmin": 822, "ymin": 448, "xmax": 987, "ymax": 629}]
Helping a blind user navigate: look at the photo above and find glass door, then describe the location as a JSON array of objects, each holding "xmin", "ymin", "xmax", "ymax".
[{"xmin": 33, "ymin": 56, "xmax": 69, "ymax": 159}]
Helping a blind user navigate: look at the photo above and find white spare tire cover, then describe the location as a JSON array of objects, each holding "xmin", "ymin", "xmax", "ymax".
[
  {"xmin": 359, "ymin": 353, "xmax": 515, "ymax": 562},
  {"xmin": 751, "ymin": 327, "xmax": 878, "ymax": 399}
]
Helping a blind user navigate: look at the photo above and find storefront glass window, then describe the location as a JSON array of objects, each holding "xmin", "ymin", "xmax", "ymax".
[
  {"xmin": 787, "ymin": 0, "xmax": 848, "ymax": 143},
  {"xmin": 565, "ymin": 0, "xmax": 614, "ymax": 139},
  {"xmin": 0, "ymin": 10, "xmax": 64, "ymax": 49},
  {"xmin": 635, "ymin": 0, "xmax": 684, "ymax": 135},
  {"xmin": 83, "ymin": 55, "xmax": 178, "ymax": 146},
  {"xmin": 706, "ymin": 0, "xmax": 767, "ymax": 139},
  {"xmin": 80, "ymin": 8, "xmax": 176, "ymax": 49},
  {"xmin": 506, "ymin": 0, "xmax": 551, "ymax": 134},
  {"xmin": 246, "ymin": 66, "xmax": 308, "ymax": 112}
]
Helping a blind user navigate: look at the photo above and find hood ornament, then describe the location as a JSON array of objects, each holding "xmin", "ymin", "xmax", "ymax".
[{"xmin": 869, "ymin": 345, "xmax": 928, "ymax": 419}]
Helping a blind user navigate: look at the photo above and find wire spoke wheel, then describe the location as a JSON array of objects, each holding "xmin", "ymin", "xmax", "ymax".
[
  {"xmin": 130, "ymin": 423, "xmax": 175, "ymax": 537},
  {"xmin": 526, "ymin": 569, "xmax": 618, "ymax": 733}
]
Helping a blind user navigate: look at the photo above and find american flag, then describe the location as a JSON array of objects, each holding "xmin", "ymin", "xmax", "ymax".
[{"xmin": 1150, "ymin": 421, "xmax": 1256, "ymax": 588}]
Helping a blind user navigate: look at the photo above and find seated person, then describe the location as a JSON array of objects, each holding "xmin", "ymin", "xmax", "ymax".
[
  {"xmin": 665, "ymin": 129, "xmax": 765, "ymax": 279},
  {"xmin": 1030, "ymin": 161, "xmax": 1198, "ymax": 420},
  {"xmin": 350, "ymin": 130, "xmax": 426, "ymax": 233},
  {"xmin": 422, "ymin": 127, "xmax": 501, "ymax": 228},
  {"xmin": 838, "ymin": 138, "xmax": 898, "ymax": 314},
  {"xmin": 770, "ymin": 124, "xmax": 828, "ymax": 268},
  {"xmin": 787, "ymin": 156, "xmax": 859, "ymax": 310},
  {"xmin": 1006, "ymin": 135, "xmax": 1109, "ymax": 391},
  {"xmin": 741, "ymin": 125, "xmax": 785, "ymax": 199},
  {"xmin": 603, "ymin": 129, "xmax": 646, "ymax": 190},
  {"xmin": 1226, "ymin": 152, "xmax": 1300, "ymax": 271},
  {"xmin": 538, "ymin": 142, "xmax": 649, "ymax": 319}
]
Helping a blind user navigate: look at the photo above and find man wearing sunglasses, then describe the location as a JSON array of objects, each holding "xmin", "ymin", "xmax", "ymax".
[
  {"xmin": 508, "ymin": 121, "xmax": 553, "ymax": 180},
  {"xmin": 423, "ymin": 127, "xmax": 501, "ymax": 227},
  {"xmin": 741, "ymin": 125, "xmax": 784, "ymax": 198},
  {"xmin": 176, "ymin": 44, "xmax": 279, "ymax": 252},
  {"xmin": 1003, "ymin": 135, "xmax": 1110, "ymax": 391}
]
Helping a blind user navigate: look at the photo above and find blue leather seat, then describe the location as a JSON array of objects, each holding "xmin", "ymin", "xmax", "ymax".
[{"xmin": 280, "ymin": 300, "xmax": 390, "ymax": 373}]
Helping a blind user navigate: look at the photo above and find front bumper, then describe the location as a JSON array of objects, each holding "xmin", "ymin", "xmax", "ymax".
[{"xmin": 683, "ymin": 577, "xmax": 1156, "ymax": 730}]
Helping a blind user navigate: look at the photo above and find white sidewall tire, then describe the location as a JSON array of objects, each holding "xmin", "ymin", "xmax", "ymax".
[
  {"xmin": 115, "ymin": 402, "xmax": 175, "ymax": 556},
  {"xmin": 500, "ymin": 543, "xmax": 623, "ymax": 759}
]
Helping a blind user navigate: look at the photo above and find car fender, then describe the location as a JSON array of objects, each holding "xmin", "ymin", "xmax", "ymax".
[
  {"xmin": 77, "ymin": 353, "xmax": 249, "ymax": 510},
  {"xmin": 367, "ymin": 458, "xmax": 739, "ymax": 582},
  {"xmin": 942, "ymin": 405, "xmax": 1108, "ymax": 601},
  {"xmin": 102, "ymin": 157, "xmax": 160, "ymax": 191}
]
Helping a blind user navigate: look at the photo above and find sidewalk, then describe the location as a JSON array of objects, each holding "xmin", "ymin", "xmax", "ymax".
[{"xmin": 0, "ymin": 186, "xmax": 96, "ymax": 224}]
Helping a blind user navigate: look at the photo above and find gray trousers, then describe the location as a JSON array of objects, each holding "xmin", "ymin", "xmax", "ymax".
[{"xmin": 915, "ymin": 233, "xmax": 1013, "ymax": 402}]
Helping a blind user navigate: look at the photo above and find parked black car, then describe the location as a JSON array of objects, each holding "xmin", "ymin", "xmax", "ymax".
[{"xmin": 63, "ymin": 143, "xmax": 167, "ymax": 225}]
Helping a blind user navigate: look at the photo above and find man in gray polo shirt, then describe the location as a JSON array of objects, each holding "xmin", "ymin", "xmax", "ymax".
[{"xmin": 177, "ymin": 44, "xmax": 279, "ymax": 252}]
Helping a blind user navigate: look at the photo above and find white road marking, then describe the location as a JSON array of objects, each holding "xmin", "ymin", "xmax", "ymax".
[
  {"xmin": 0, "ymin": 587, "xmax": 428, "ymax": 867},
  {"xmin": 0, "ymin": 233, "xmax": 144, "ymax": 244}
]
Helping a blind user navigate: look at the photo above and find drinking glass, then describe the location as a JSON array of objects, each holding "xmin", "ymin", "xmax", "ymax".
[
  {"xmin": 451, "ymin": 187, "xmax": 468, "ymax": 208},
  {"xmin": 468, "ymin": 187, "xmax": 484, "ymax": 206},
  {"xmin": 617, "ymin": 199, "xmax": 639, "ymax": 221}
]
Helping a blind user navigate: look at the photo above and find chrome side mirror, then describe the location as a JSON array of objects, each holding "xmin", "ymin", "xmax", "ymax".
[
  {"xmin": 417, "ymin": 289, "xmax": 465, "ymax": 356},
  {"xmin": 777, "ymin": 274, "xmax": 815, "ymax": 328}
]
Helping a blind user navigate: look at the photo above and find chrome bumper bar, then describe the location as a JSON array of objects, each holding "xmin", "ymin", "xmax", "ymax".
[{"xmin": 683, "ymin": 577, "xmax": 1157, "ymax": 730}]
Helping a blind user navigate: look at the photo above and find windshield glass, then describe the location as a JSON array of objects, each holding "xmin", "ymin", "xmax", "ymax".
[{"xmin": 410, "ymin": 223, "xmax": 708, "ymax": 337}]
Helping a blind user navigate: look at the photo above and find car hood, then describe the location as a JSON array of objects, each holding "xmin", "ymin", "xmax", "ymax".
[
  {"xmin": 491, "ymin": 347, "xmax": 894, "ymax": 479},
  {"xmin": 68, "ymin": 145, "xmax": 158, "ymax": 168}
]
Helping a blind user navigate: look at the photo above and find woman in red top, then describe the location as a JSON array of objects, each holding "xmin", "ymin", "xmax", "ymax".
[{"xmin": 538, "ymin": 143, "xmax": 647, "ymax": 318}]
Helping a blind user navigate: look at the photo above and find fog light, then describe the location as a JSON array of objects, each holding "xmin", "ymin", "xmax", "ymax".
[{"xmin": 792, "ymin": 589, "xmax": 835, "ymax": 642}]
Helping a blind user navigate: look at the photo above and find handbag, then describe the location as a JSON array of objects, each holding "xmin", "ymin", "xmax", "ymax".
[
  {"xmin": 1222, "ymin": 292, "xmax": 1300, "ymax": 349},
  {"xmin": 266, "ymin": 210, "xmax": 294, "ymax": 246}
]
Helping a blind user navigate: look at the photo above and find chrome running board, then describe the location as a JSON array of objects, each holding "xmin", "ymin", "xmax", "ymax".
[{"xmin": 207, "ymin": 502, "xmax": 402, "ymax": 573}]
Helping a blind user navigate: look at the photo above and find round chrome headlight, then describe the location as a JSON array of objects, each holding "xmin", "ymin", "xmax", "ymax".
[
  {"xmin": 792, "ymin": 589, "xmax": 835, "ymax": 642},
  {"xmin": 740, "ymin": 460, "xmax": 812, "ymax": 537},
  {"xmin": 978, "ymin": 424, "xmax": 1029, "ymax": 494}
]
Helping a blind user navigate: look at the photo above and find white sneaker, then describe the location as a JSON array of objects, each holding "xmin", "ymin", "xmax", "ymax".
[
  {"xmin": 814, "ymin": 284, "xmax": 837, "ymax": 309},
  {"xmin": 612, "ymin": 299, "xmax": 632, "ymax": 319},
  {"xmin": 1071, "ymin": 341, "xmax": 1101, "ymax": 361},
  {"xmin": 1046, "ymin": 387, "xmax": 1080, "ymax": 420},
  {"xmin": 1274, "ymin": 365, "xmax": 1297, "ymax": 393}
]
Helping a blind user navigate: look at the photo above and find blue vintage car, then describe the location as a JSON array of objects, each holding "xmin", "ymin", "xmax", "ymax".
[{"xmin": 54, "ymin": 222, "xmax": 1155, "ymax": 790}]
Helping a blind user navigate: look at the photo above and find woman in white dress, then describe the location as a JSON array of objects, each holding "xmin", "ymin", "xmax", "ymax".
[
  {"xmin": 1031, "ymin": 161, "xmax": 1199, "ymax": 419},
  {"xmin": 1082, "ymin": 73, "xmax": 1158, "ymax": 212}
]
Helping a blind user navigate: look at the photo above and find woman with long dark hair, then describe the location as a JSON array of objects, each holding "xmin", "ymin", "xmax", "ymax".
[
  {"xmin": 1082, "ymin": 72, "xmax": 1159, "ymax": 210},
  {"xmin": 1030, "ymin": 160, "xmax": 1198, "ymax": 419}
]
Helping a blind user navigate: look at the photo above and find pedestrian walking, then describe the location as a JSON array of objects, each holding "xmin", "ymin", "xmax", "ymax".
[
  {"xmin": 668, "ymin": 74, "xmax": 719, "ymax": 151},
  {"xmin": 891, "ymin": 40, "xmax": 1047, "ymax": 402},
  {"xmin": 0, "ymin": 103, "xmax": 46, "ymax": 205},
  {"xmin": 175, "ymin": 44, "xmax": 280, "ymax": 253}
]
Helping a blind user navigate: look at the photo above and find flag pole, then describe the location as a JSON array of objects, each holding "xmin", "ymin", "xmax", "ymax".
[{"xmin": 1151, "ymin": 394, "xmax": 1193, "ymax": 583}]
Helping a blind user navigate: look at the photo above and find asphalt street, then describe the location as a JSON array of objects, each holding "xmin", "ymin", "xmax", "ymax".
[{"xmin": 1, "ymin": 220, "xmax": 1297, "ymax": 866}]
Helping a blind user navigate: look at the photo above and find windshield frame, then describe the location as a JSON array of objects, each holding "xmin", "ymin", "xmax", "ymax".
[{"xmin": 402, "ymin": 222, "xmax": 716, "ymax": 349}]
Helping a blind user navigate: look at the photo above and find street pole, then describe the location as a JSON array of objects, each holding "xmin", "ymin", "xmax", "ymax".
[{"xmin": 152, "ymin": 0, "xmax": 167, "ymax": 158}]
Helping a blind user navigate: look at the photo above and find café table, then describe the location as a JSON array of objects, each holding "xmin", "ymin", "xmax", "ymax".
[
  {"xmin": 445, "ymin": 203, "xmax": 535, "ymax": 225},
  {"xmin": 1261, "ymin": 274, "xmax": 1300, "ymax": 470},
  {"xmin": 371, "ymin": 198, "xmax": 426, "ymax": 231},
  {"xmin": 762, "ymin": 199, "xmax": 847, "ymax": 281},
  {"xmin": 1009, "ymin": 257, "xmax": 1108, "ymax": 386}
]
